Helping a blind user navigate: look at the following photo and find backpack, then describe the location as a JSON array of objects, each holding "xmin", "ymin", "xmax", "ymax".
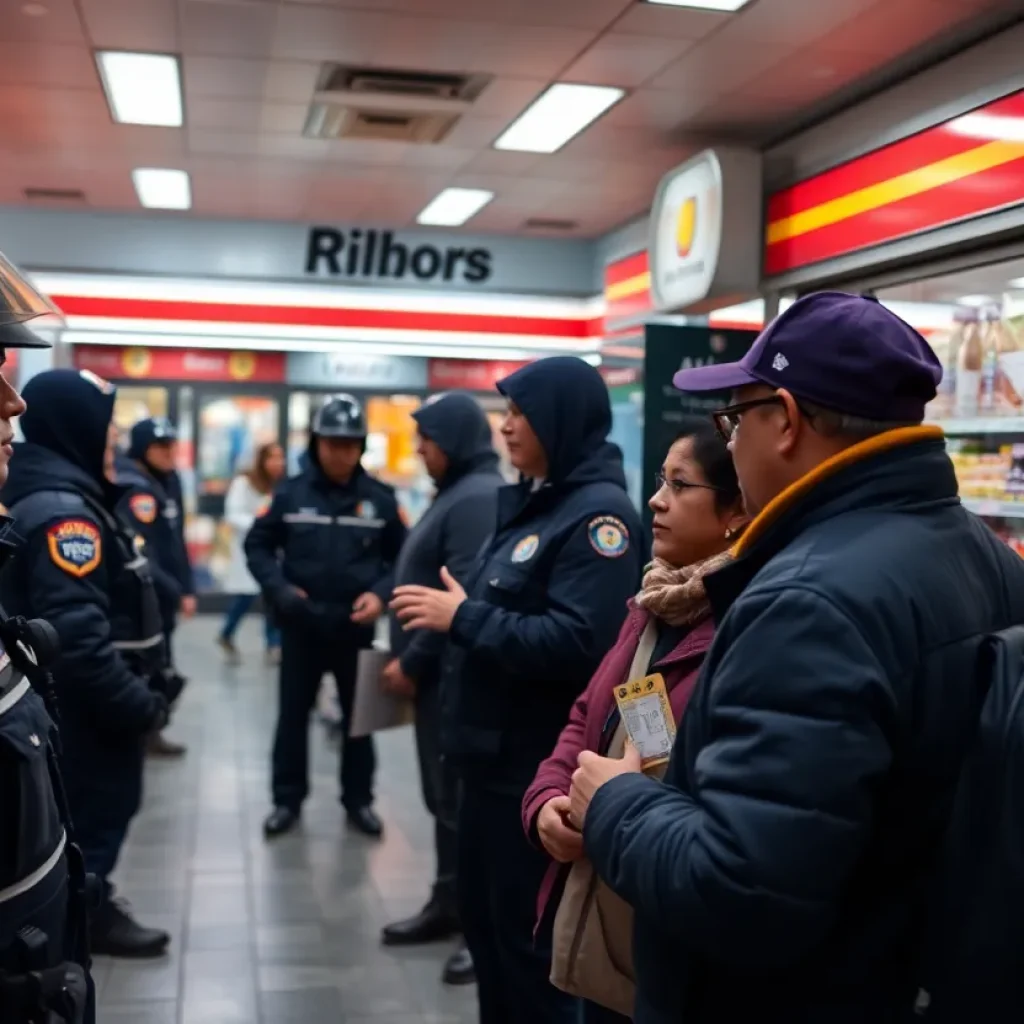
[{"xmin": 915, "ymin": 625, "xmax": 1024, "ymax": 1021}]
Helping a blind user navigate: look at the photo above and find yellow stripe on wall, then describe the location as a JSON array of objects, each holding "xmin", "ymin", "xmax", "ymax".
[
  {"xmin": 766, "ymin": 140, "xmax": 1024, "ymax": 245},
  {"xmin": 605, "ymin": 271, "xmax": 651, "ymax": 303}
]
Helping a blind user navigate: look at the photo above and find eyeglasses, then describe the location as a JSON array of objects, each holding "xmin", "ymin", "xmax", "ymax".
[
  {"xmin": 711, "ymin": 396, "xmax": 785, "ymax": 442},
  {"xmin": 653, "ymin": 472, "xmax": 723, "ymax": 497}
]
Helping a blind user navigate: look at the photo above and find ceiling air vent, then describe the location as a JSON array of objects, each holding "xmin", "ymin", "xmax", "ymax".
[
  {"xmin": 524, "ymin": 218, "xmax": 578, "ymax": 231},
  {"xmin": 305, "ymin": 64, "xmax": 492, "ymax": 144},
  {"xmin": 24, "ymin": 187, "xmax": 86, "ymax": 204}
]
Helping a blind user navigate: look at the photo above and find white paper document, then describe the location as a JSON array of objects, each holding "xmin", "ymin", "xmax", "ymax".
[{"xmin": 350, "ymin": 648, "xmax": 415, "ymax": 738}]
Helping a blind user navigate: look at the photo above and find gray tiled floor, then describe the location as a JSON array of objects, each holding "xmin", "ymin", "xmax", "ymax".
[{"xmin": 96, "ymin": 616, "xmax": 477, "ymax": 1024}]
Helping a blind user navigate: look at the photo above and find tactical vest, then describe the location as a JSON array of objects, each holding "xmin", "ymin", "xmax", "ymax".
[{"xmin": 7, "ymin": 490, "xmax": 165, "ymax": 674}]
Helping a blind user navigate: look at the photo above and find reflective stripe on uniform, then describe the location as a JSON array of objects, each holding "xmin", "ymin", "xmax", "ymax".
[
  {"xmin": 334, "ymin": 516, "xmax": 384, "ymax": 528},
  {"xmin": 0, "ymin": 830, "xmax": 66, "ymax": 905},
  {"xmin": 0, "ymin": 677, "xmax": 30, "ymax": 719},
  {"xmin": 283, "ymin": 513, "xmax": 333, "ymax": 525},
  {"xmin": 112, "ymin": 634, "xmax": 164, "ymax": 651}
]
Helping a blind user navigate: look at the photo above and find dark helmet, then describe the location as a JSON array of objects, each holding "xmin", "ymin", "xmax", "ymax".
[
  {"xmin": 0, "ymin": 249, "xmax": 58, "ymax": 349},
  {"xmin": 128, "ymin": 416, "xmax": 178, "ymax": 460},
  {"xmin": 312, "ymin": 394, "xmax": 366, "ymax": 439}
]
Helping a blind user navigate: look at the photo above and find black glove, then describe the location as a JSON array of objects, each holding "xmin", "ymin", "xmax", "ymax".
[{"xmin": 150, "ymin": 668, "xmax": 186, "ymax": 708}]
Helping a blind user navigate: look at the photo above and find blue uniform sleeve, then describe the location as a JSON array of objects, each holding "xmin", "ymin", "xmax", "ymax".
[
  {"xmin": 369, "ymin": 493, "xmax": 408, "ymax": 604},
  {"xmin": 582, "ymin": 585, "xmax": 895, "ymax": 969},
  {"xmin": 27, "ymin": 514, "xmax": 161, "ymax": 737},
  {"xmin": 119, "ymin": 487, "xmax": 182, "ymax": 609},
  {"xmin": 399, "ymin": 490, "xmax": 494, "ymax": 682},
  {"xmin": 244, "ymin": 487, "xmax": 290, "ymax": 599},
  {"xmin": 448, "ymin": 513, "xmax": 641, "ymax": 679}
]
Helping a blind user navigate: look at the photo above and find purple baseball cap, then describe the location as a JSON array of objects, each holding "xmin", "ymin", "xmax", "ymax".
[{"xmin": 673, "ymin": 291, "xmax": 943, "ymax": 422}]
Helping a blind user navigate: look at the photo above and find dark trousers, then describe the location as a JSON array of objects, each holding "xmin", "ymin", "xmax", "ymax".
[
  {"xmin": 413, "ymin": 680, "xmax": 459, "ymax": 914},
  {"xmin": 457, "ymin": 781, "xmax": 580, "ymax": 1024},
  {"xmin": 582, "ymin": 1002, "xmax": 631, "ymax": 1024},
  {"xmin": 272, "ymin": 624, "xmax": 375, "ymax": 812}
]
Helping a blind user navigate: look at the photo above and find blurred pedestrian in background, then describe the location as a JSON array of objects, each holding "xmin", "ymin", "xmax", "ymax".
[
  {"xmin": 523, "ymin": 421, "xmax": 746, "ymax": 1024},
  {"xmin": 381, "ymin": 392, "xmax": 504, "ymax": 987},
  {"xmin": 392, "ymin": 356, "xmax": 643, "ymax": 1024},
  {"xmin": 218, "ymin": 440, "xmax": 286, "ymax": 665}
]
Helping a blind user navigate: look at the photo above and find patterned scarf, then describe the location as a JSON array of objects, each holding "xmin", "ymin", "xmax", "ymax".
[{"xmin": 634, "ymin": 550, "xmax": 735, "ymax": 626}]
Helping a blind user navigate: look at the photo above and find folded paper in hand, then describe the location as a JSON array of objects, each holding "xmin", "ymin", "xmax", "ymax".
[{"xmin": 350, "ymin": 648, "xmax": 415, "ymax": 738}]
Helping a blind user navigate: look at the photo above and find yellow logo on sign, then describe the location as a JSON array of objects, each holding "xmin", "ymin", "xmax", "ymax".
[
  {"xmin": 676, "ymin": 196, "xmax": 697, "ymax": 258},
  {"xmin": 122, "ymin": 347, "xmax": 151, "ymax": 378},
  {"xmin": 228, "ymin": 351, "xmax": 256, "ymax": 380}
]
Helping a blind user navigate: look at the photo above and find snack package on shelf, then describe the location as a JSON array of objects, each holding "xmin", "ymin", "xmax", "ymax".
[{"xmin": 949, "ymin": 447, "xmax": 1015, "ymax": 500}]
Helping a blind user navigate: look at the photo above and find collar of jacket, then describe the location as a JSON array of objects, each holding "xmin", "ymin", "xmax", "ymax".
[{"xmin": 705, "ymin": 424, "xmax": 948, "ymax": 617}]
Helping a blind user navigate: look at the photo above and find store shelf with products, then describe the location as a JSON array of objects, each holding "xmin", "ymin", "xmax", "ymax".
[{"xmin": 874, "ymin": 256, "xmax": 1024, "ymax": 554}]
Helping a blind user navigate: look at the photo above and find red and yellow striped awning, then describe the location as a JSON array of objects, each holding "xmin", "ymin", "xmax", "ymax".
[
  {"xmin": 604, "ymin": 250, "xmax": 651, "ymax": 328},
  {"xmin": 764, "ymin": 88, "xmax": 1024, "ymax": 277}
]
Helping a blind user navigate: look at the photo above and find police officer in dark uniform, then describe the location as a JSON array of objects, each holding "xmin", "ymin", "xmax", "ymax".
[
  {"xmin": 246, "ymin": 394, "xmax": 406, "ymax": 839},
  {"xmin": 392, "ymin": 356, "xmax": 643, "ymax": 1024},
  {"xmin": 117, "ymin": 417, "xmax": 194, "ymax": 758},
  {"xmin": 1, "ymin": 368, "xmax": 180, "ymax": 959},
  {"xmin": 0, "ymin": 256, "xmax": 91, "ymax": 1022}
]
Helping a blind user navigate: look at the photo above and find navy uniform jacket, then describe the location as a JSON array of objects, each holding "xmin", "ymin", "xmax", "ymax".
[
  {"xmin": 583, "ymin": 433, "xmax": 1024, "ymax": 1024},
  {"xmin": 440, "ymin": 357, "xmax": 643, "ymax": 790},
  {"xmin": 245, "ymin": 457, "xmax": 406, "ymax": 627},
  {"xmin": 0, "ymin": 444, "xmax": 164, "ymax": 752},
  {"xmin": 116, "ymin": 455, "xmax": 193, "ymax": 619}
]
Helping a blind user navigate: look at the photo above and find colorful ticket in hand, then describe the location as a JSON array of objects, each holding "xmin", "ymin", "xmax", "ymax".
[{"xmin": 612, "ymin": 672, "xmax": 676, "ymax": 771}]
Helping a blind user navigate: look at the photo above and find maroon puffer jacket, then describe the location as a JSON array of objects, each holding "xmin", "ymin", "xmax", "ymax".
[{"xmin": 521, "ymin": 600, "xmax": 715, "ymax": 925}]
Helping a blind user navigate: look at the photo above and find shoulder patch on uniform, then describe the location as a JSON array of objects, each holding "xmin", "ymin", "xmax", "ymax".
[
  {"xmin": 129, "ymin": 493, "xmax": 158, "ymax": 525},
  {"xmin": 47, "ymin": 519, "xmax": 102, "ymax": 577},
  {"xmin": 511, "ymin": 534, "xmax": 539, "ymax": 563},
  {"xmin": 588, "ymin": 516, "xmax": 630, "ymax": 559}
]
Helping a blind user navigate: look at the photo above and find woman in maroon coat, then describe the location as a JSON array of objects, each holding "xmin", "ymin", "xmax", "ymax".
[{"xmin": 522, "ymin": 422, "xmax": 747, "ymax": 1024}]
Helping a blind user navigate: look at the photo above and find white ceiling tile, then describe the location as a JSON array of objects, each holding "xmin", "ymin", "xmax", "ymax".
[
  {"xmin": 471, "ymin": 78, "xmax": 550, "ymax": 119},
  {"xmin": 186, "ymin": 129, "xmax": 263, "ymax": 158},
  {"xmin": 0, "ymin": 0, "xmax": 86, "ymax": 45},
  {"xmin": 179, "ymin": 0, "xmax": 278, "ymax": 58},
  {"xmin": 263, "ymin": 61, "xmax": 322, "ymax": 102},
  {"xmin": 257, "ymin": 135, "xmax": 332, "ymax": 161},
  {"xmin": 188, "ymin": 98, "xmax": 264, "ymax": 133},
  {"xmin": 259, "ymin": 102, "xmax": 310, "ymax": 134},
  {"xmin": 716, "ymin": 0, "xmax": 873, "ymax": 48},
  {"xmin": 646, "ymin": 34, "xmax": 793, "ymax": 93},
  {"xmin": 270, "ymin": 5, "xmax": 393, "ymax": 62},
  {"xmin": 399, "ymin": 145, "xmax": 477, "ymax": 171},
  {"xmin": 184, "ymin": 56, "xmax": 270, "ymax": 101},
  {"xmin": 440, "ymin": 115, "xmax": 509, "ymax": 149},
  {"xmin": 79, "ymin": 0, "xmax": 178, "ymax": 50},
  {"xmin": 601, "ymin": 88, "xmax": 711, "ymax": 132},
  {"xmin": 563, "ymin": 33, "xmax": 698, "ymax": 88},
  {"xmin": 457, "ymin": 149, "xmax": 545, "ymax": 177},
  {"xmin": 611, "ymin": 3, "xmax": 731, "ymax": 39},
  {"xmin": 0, "ymin": 43, "xmax": 97, "ymax": 90},
  {"xmin": 328, "ymin": 138, "xmax": 415, "ymax": 167}
]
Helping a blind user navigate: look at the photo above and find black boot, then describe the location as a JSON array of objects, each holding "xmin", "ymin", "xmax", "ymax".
[
  {"xmin": 442, "ymin": 943, "xmax": 475, "ymax": 986},
  {"xmin": 263, "ymin": 806, "xmax": 299, "ymax": 838},
  {"xmin": 91, "ymin": 898, "xmax": 170, "ymax": 959},
  {"xmin": 346, "ymin": 805, "xmax": 383, "ymax": 838},
  {"xmin": 381, "ymin": 897, "xmax": 459, "ymax": 946}
]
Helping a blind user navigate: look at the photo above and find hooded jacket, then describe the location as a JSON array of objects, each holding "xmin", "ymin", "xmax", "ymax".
[
  {"xmin": 388, "ymin": 392, "xmax": 504, "ymax": 683},
  {"xmin": 0, "ymin": 370, "xmax": 163, "ymax": 746},
  {"xmin": 441, "ymin": 356, "xmax": 643, "ymax": 789},
  {"xmin": 245, "ymin": 429, "xmax": 406, "ymax": 621},
  {"xmin": 583, "ymin": 429, "xmax": 1024, "ymax": 1024},
  {"xmin": 119, "ymin": 424, "xmax": 194, "ymax": 607}
]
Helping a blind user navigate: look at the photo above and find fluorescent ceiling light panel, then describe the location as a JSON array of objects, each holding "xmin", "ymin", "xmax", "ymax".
[
  {"xmin": 96, "ymin": 51, "xmax": 183, "ymax": 127},
  {"xmin": 416, "ymin": 188, "xmax": 494, "ymax": 226},
  {"xmin": 956, "ymin": 294, "xmax": 994, "ymax": 307},
  {"xmin": 132, "ymin": 168, "xmax": 191, "ymax": 210},
  {"xmin": 1009, "ymin": 277, "xmax": 1024, "ymax": 288},
  {"xmin": 644, "ymin": 0, "xmax": 752, "ymax": 10},
  {"xmin": 494, "ymin": 83, "xmax": 625, "ymax": 154}
]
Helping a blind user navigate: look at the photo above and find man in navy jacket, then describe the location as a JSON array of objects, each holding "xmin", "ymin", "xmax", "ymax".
[
  {"xmin": 392, "ymin": 357, "xmax": 642, "ymax": 1024},
  {"xmin": 572, "ymin": 294, "xmax": 1024, "ymax": 1024},
  {"xmin": 381, "ymin": 392, "xmax": 504, "ymax": 986}
]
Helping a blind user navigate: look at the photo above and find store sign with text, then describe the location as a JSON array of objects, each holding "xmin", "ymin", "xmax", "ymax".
[
  {"xmin": 305, "ymin": 227, "xmax": 493, "ymax": 286},
  {"xmin": 71, "ymin": 344, "xmax": 285, "ymax": 382},
  {"xmin": 286, "ymin": 351, "xmax": 428, "ymax": 390},
  {"xmin": 649, "ymin": 148, "xmax": 762, "ymax": 315},
  {"xmin": 427, "ymin": 358, "xmax": 529, "ymax": 392}
]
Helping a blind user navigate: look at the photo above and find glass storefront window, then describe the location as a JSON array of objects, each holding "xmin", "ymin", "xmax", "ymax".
[{"xmin": 112, "ymin": 386, "xmax": 169, "ymax": 450}]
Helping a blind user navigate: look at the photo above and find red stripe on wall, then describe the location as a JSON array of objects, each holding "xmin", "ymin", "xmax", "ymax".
[
  {"xmin": 49, "ymin": 295, "xmax": 597, "ymax": 339},
  {"xmin": 604, "ymin": 250, "xmax": 648, "ymax": 289},
  {"xmin": 767, "ymin": 89, "xmax": 1024, "ymax": 223},
  {"xmin": 765, "ymin": 150, "xmax": 1024, "ymax": 276}
]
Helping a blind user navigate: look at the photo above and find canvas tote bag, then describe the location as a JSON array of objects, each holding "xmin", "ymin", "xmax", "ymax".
[{"xmin": 550, "ymin": 621, "xmax": 667, "ymax": 1017}]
